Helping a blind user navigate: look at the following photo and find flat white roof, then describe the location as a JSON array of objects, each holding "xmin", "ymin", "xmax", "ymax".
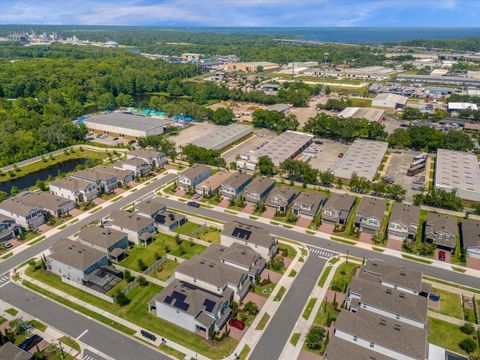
[
  {"xmin": 373, "ymin": 93, "xmax": 409, "ymax": 106},
  {"xmin": 435, "ymin": 148, "xmax": 480, "ymax": 195},
  {"xmin": 85, "ymin": 113, "xmax": 172, "ymax": 132},
  {"xmin": 338, "ymin": 107, "xmax": 385, "ymax": 122},
  {"xmin": 448, "ymin": 102, "xmax": 478, "ymax": 111},
  {"xmin": 191, "ymin": 124, "xmax": 252, "ymax": 150},
  {"xmin": 334, "ymin": 139, "xmax": 388, "ymax": 181}
]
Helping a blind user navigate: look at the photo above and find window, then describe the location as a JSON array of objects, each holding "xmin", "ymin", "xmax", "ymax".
[{"xmin": 369, "ymin": 342, "xmax": 374, "ymax": 348}]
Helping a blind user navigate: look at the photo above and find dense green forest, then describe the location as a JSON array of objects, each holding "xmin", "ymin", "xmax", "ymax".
[{"xmin": 388, "ymin": 37, "xmax": 480, "ymax": 52}]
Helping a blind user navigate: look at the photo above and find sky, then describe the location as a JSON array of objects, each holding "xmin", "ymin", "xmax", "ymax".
[{"xmin": 1, "ymin": 0, "xmax": 480, "ymax": 27}]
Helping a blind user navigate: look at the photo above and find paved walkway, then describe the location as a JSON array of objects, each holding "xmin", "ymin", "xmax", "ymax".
[{"xmin": 428, "ymin": 310, "xmax": 480, "ymax": 328}]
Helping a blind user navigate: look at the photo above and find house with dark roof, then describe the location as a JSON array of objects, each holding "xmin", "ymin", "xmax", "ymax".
[
  {"xmin": 95, "ymin": 166, "xmax": 134, "ymax": 186},
  {"xmin": 354, "ymin": 197, "xmax": 386, "ymax": 233},
  {"xmin": 71, "ymin": 166, "xmax": 119, "ymax": 193},
  {"xmin": 113, "ymin": 158, "xmax": 151, "ymax": 178},
  {"xmin": 149, "ymin": 280, "xmax": 232, "ymax": 339},
  {"xmin": 177, "ymin": 164, "xmax": 211, "ymax": 191},
  {"xmin": 266, "ymin": 187, "xmax": 300, "ymax": 214},
  {"xmin": 322, "ymin": 193, "xmax": 356, "ymax": 227},
  {"xmin": 221, "ymin": 221, "xmax": 278, "ymax": 260},
  {"xmin": 0, "ymin": 342, "xmax": 32, "ymax": 360},
  {"xmin": 49, "ymin": 177, "xmax": 99, "ymax": 203},
  {"xmin": 106, "ymin": 209, "xmax": 156, "ymax": 245},
  {"xmin": 243, "ymin": 176, "xmax": 276, "ymax": 204},
  {"xmin": 292, "ymin": 191, "xmax": 327, "ymax": 220},
  {"xmin": 134, "ymin": 198, "xmax": 166, "ymax": 218},
  {"xmin": 220, "ymin": 172, "xmax": 253, "ymax": 200},
  {"xmin": 461, "ymin": 218, "xmax": 480, "ymax": 270},
  {"xmin": 388, "ymin": 203, "xmax": 420, "ymax": 240},
  {"xmin": 0, "ymin": 214, "xmax": 21, "ymax": 243},
  {"xmin": 76, "ymin": 226, "xmax": 129, "ymax": 263},
  {"xmin": 153, "ymin": 210, "xmax": 187, "ymax": 231},
  {"xmin": 425, "ymin": 213, "xmax": 458, "ymax": 252},
  {"xmin": 127, "ymin": 149, "xmax": 167, "ymax": 168}
]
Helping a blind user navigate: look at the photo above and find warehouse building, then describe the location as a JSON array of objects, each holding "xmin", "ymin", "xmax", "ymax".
[
  {"xmin": 447, "ymin": 102, "xmax": 478, "ymax": 112},
  {"xmin": 243, "ymin": 130, "xmax": 314, "ymax": 167},
  {"xmin": 372, "ymin": 93, "xmax": 408, "ymax": 110},
  {"xmin": 343, "ymin": 66, "xmax": 396, "ymax": 80},
  {"xmin": 191, "ymin": 124, "xmax": 252, "ymax": 150},
  {"xmin": 221, "ymin": 61, "xmax": 280, "ymax": 73},
  {"xmin": 334, "ymin": 140, "xmax": 388, "ymax": 181},
  {"xmin": 84, "ymin": 113, "xmax": 172, "ymax": 140},
  {"xmin": 434, "ymin": 149, "xmax": 480, "ymax": 202},
  {"xmin": 396, "ymin": 74, "xmax": 480, "ymax": 87},
  {"xmin": 337, "ymin": 107, "xmax": 386, "ymax": 122}
]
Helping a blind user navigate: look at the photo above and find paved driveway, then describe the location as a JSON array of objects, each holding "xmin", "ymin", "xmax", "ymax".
[
  {"xmin": 319, "ymin": 223, "xmax": 334, "ymax": 233},
  {"xmin": 358, "ymin": 232, "xmax": 373, "ymax": 244},
  {"xmin": 262, "ymin": 207, "xmax": 276, "ymax": 219},
  {"xmin": 387, "ymin": 237, "xmax": 404, "ymax": 251},
  {"xmin": 296, "ymin": 217, "xmax": 311, "ymax": 228}
]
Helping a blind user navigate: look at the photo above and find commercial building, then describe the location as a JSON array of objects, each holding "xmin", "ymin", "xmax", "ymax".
[
  {"xmin": 372, "ymin": 93, "xmax": 408, "ymax": 110},
  {"xmin": 434, "ymin": 149, "xmax": 480, "ymax": 202},
  {"xmin": 221, "ymin": 61, "xmax": 280, "ymax": 73},
  {"xmin": 333, "ymin": 140, "xmax": 388, "ymax": 181},
  {"xmin": 447, "ymin": 102, "xmax": 478, "ymax": 112},
  {"xmin": 337, "ymin": 107, "xmax": 386, "ymax": 122},
  {"xmin": 265, "ymin": 103, "xmax": 292, "ymax": 114},
  {"xmin": 84, "ymin": 113, "xmax": 172, "ymax": 139},
  {"xmin": 191, "ymin": 124, "xmax": 252, "ymax": 150},
  {"xmin": 245, "ymin": 130, "xmax": 314, "ymax": 167},
  {"xmin": 397, "ymin": 74, "xmax": 480, "ymax": 87},
  {"xmin": 343, "ymin": 66, "xmax": 397, "ymax": 80}
]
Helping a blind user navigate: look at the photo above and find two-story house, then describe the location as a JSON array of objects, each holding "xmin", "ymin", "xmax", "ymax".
[
  {"xmin": 106, "ymin": 209, "xmax": 156, "ymax": 245},
  {"xmin": 425, "ymin": 213, "xmax": 458, "ymax": 254},
  {"xmin": 292, "ymin": 191, "xmax": 327, "ymax": 220},
  {"xmin": 72, "ymin": 167, "xmax": 119, "ymax": 194},
  {"xmin": 388, "ymin": 203, "xmax": 420, "ymax": 241},
  {"xmin": 135, "ymin": 198, "xmax": 166, "ymax": 218},
  {"xmin": 265, "ymin": 187, "xmax": 300, "ymax": 214},
  {"xmin": 0, "ymin": 196, "xmax": 46, "ymax": 230},
  {"xmin": 322, "ymin": 193, "xmax": 356, "ymax": 227},
  {"xmin": 127, "ymin": 149, "xmax": 167, "ymax": 168},
  {"xmin": 113, "ymin": 158, "xmax": 151, "ymax": 178},
  {"xmin": 96, "ymin": 166, "xmax": 134, "ymax": 186},
  {"xmin": 76, "ymin": 226, "xmax": 129, "ymax": 263},
  {"xmin": 354, "ymin": 197, "xmax": 386, "ymax": 234},
  {"xmin": 221, "ymin": 221, "xmax": 278, "ymax": 260},
  {"xmin": 177, "ymin": 164, "xmax": 212, "ymax": 192},
  {"xmin": 195, "ymin": 171, "xmax": 231, "ymax": 198},
  {"xmin": 461, "ymin": 218, "xmax": 480, "ymax": 270},
  {"xmin": 0, "ymin": 214, "xmax": 21, "ymax": 242},
  {"xmin": 219, "ymin": 172, "xmax": 253, "ymax": 200},
  {"xmin": 49, "ymin": 177, "xmax": 99, "ymax": 203},
  {"xmin": 243, "ymin": 176, "xmax": 276, "ymax": 204},
  {"xmin": 149, "ymin": 279, "xmax": 232, "ymax": 340}
]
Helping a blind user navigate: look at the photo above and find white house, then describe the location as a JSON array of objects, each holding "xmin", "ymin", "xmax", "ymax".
[
  {"xmin": 49, "ymin": 177, "xmax": 98, "ymax": 203},
  {"xmin": 113, "ymin": 158, "xmax": 151, "ymax": 178},
  {"xmin": 127, "ymin": 149, "xmax": 167, "ymax": 168}
]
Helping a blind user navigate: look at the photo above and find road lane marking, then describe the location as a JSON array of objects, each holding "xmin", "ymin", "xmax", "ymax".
[{"xmin": 76, "ymin": 329, "xmax": 89, "ymax": 340}]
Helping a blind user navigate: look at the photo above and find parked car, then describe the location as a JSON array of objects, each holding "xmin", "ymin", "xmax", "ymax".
[
  {"xmin": 2, "ymin": 242, "xmax": 13, "ymax": 249},
  {"xmin": 438, "ymin": 251, "xmax": 446, "ymax": 261},
  {"xmin": 429, "ymin": 293, "xmax": 440, "ymax": 302},
  {"xmin": 228, "ymin": 318, "xmax": 245, "ymax": 330},
  {"xmin": 192, "ymin": 193, "xmax": 202, "ymax": 200},
  {"xmin": 112, "ymin": 137, "xmax": 119, "ymax": 141},
  {"xmin": 187, "ymin": 201, "xmax": 200, "ymax": 208},
  {"xmin": 19, "ymin": 335, "xmax": 43, "ymax": 351}
]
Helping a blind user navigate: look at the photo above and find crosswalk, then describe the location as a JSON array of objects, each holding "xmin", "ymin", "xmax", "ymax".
[
  {"xmin": 82, "ymin": 350, "xmax": 107, "ymax": 360},
  {"xmin": 308, "ymin": 247, "xmax": 337, "ymax": 259},
  {"xmin": 82, "ymin": 354, "xmax": 101, "ymax": 360},
  {"xmin": 0, "ymin": 274, "xmax": 10, "ymax": 288}
]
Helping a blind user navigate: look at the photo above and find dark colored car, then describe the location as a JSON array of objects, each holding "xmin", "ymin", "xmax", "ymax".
[
  {"xmin": 19, "ymin": 335, "xmax": 43, "ymax": 351},
  {"xmin": 429, "ymin": 293, "xmax": 440, "ymax": 302},
  {"xmin": 228, "ymin": 318, "xmax": 245, "ymax": 331},
  {"xmin": 187, "ymin": 201, "xmax": 200, "ymax": 208}
]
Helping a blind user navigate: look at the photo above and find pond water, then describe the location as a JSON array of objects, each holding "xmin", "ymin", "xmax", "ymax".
[{"xmin": 0, "ymin": 158, "xmax": 88, "ymax": 194}]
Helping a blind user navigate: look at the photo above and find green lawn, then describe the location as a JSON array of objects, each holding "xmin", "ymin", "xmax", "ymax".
[
  {"xmin": 29, "ymin": 319, "xmax": 47, "ymax": 332},
  {"xmin": 429, "ymin": 287, "xmax": 463, "ymax": 320},
  {"xmin": 196, "ymin": 227, "xmax": 221, "ymax": 243},
  {"xmin": 255, "ymin": 313, "xmax": 271, "ymax": 330},
  {"xmin": 148, "ymin": 259, "xmax": 179, "ymax": 281},
  {"xmin": 253, "ymin": 282, "xmax": 276, "ymax": 298},
  {"xmin": 59, "ymin": 336, "xmax": 81, "ymax": 352},
  {"xmin": 26, "ymin": 267, "xmax": 237, "ymax": 359},
  {"xmin": 428, "ymin": 317, "xmax": 480, "ymax": 357},
  {"xmin": 120, "ymin": 233, "xmax": 206, "ymax": 272},
  {"xmin": 5, "ymin": 308, "xmax": 18, "ymax": 316},
  {"xmin": 290, "ymin": 333, "xmax": 301, "ymax": 346},
  {"xmin": 314, "ymin": 301, "xmax": 339, "ymax": 327},
  {"xmin": 329, "ymin": 262, "xmax": 359, "ymax": 293},
  {"xmin": 106, "ymin": 279, "xmax": 129, "ymax": 297},
  {"xmin": 318, "ymin": 266, "xmax": 333, "ymax": 287},
  {"xmin": 173, "ymin": 221, "xmax": 201, "ymax": 237},
  {"xmin": 238, "ymin": 344, "xmax": 251, "ymax": 360},
  {"xmin": 274, "ymin": 286, "xmax": 287, "ymax": 301},
  {"xmin": 278, "ymin": 242, "xmax": 297, "ymax": 259},
  {"xmin": 159, "ymin": 344, "xmax": 185, "ymax": 360},
  {"xmin": 350, "ymin": 98, "xmax": 372, "ymax": 107},
  {"xmin": 302, "ymin": 298, "xmax": 317, "ymax": 320}
]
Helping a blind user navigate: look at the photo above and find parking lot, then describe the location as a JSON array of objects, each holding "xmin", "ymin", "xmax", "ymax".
[
  {"xmin": 308, "ymin": 139, "xmax": 350, "ymax": 172},
  {"xmin": 169, "ymin": 122, "xmax": 218, "ymax": 150},
  {"xmin": 385, "ymin": 150, "xmax": 424, "ymax": 201},
  {"xmin": 86, "ymin": 134, "xmax": 129, "ymax": 146},
  {"xmin": 222, "ymin": 128, "xmax": 276, "ymax": 164}
]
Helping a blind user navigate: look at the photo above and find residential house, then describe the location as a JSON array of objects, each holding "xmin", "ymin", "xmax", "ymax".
[
  {"xmin": 0, "ymin": 342, "xmax": 33, "ymax": 360},
  {"xmin": 106, "ymin": 209, "xmax": 156, "ymax": 245},
  {"xmin": 47, "ymin": 238, "xmax": 121, "ymax": 293},
  {"xmin": 359, "ymin": 259, "xmax": 430, "ymax": 295},
  {"xmin": 177, "ymin": 164, "xmax": 211, "ymax": 191},
  {"xmin": 221, "ymin": 221, "xmax": 278, "ymax": 260},
  {"xmin": 153, "ymin": 210, "xmax": 188, "ymax": 232},
  {"xmin": 72, "ymin": 167, "xmax": 119, "ymax": 193},
  {"xmin": 195, "ymin": 171, "xmax": 231, "ymax": 197},
  {"xmin": 76, "ymin": 226, "xmax": 129, "ymax": 263},
  {"xmin": 325, "ymin": 337, "xmax": 393, "ymax": 360},
  {"xmin": 461, "ymin": 219, "xmax": 480, "ymax": 270},
  {"xmin": 425, "ymin": 213, "xmax": 458, "ymax": 252},
  {"xmin": 322, "ymin": 193, "xmax": 356, "ymax": 226},
  {"xmin": 388, "ymin": 203, "xmax": 420, "ymax": 241},
  {"xmin": 0, "ymin": 214, "xmax": 21, "ymax": 242},
  {"xmin": 243, "ymin": 176, "xmax": 276, "ymax": 204},
  {"xmin": 135, "ymin": 198, "xmax": 166, "ymax": 218},
  {"xmin": 49, "ymin": 177, "xmax": 98, "ymax": 203},
  {"xmin": 127, "ymin": 149, "xmax": 167, "ymax": 168},
  {"xmin": 265, "ymin": 187, "xmax": 300, "ymax": 214},
  {"xmin": 202, "ymin": 243, "xmax": 266, "ymax": 281},
  {"xmin": 174, "ymin": 254, "xmax": 251, "ymax": 301},
  {"xmin": 219, "ymin": 172, "xmax": 253, "ymax": 200},
  {"xmin": 19, "ymin": 191, "xmax": 76, "ymax": 218},
  {"xmin": 292, "ymin": 191, "xmax": 327, "ymax": 220},
  {"xmin": 149, "ymin": 280, "xmax": 232, "ymax": 339},
  {"xmin": 354, "ymin": 197, "xmax": 386, "ymax": 234},
  {"xmin": 113, "ymin": 158, "xmax": 151, "ymax": 178},
  {"xmin": 96, "ymin": 166, "xmax": 134, "ymax": 186}
]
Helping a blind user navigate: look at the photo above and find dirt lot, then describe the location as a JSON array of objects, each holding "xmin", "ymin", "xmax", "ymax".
[
  {"xmin": 169, "ymin": 122, "xmax": 219, "ymax": 150},
  {"xmin": 385, "ymin": 150, "xmax": 424, "ymax": 201},
  {"xmin": 209, "ymin": 101, "xmax": 265, "ymax": 122},
  {"xmin": 222, "ymin": 128, "xmax": 276, "ymax": 164},
  {"xmin": 308, "ymin": 139, "xmax": 350, "ymax": 172}
]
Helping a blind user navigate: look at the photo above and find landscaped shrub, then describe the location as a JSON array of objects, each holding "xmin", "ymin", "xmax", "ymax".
[
  {"xmin": 269, "ymin": 256, "xmax": 285, "ymax": 272},
  {"xmin": 460, "ymin": 323, "xmax": 475, "ymax": 335},
  {"xmin": 305, "ymin": 326, "xmax": 325, "ymax": 350},
  {"xmin": 115, "ymin": 292, "xmax": 130, "ymax": 306},
  {"xmin": 137, "ymin": 276, "xmax": 148, "ymax": 287},
  {"xmin": 459, "ymin": 338, "xmax": 477, "ymax": 353},
  {"xmin": 137, "ymin": 259, "xmax": 147, "ymax": 272},
  {"xmin": 244, "ymin": 301, "xmax": 259, "ymax": 316}
]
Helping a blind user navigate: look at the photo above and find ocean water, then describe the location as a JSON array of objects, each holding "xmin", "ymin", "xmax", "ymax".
[{"xmin": 172, "ymin": 27, "xmax": 480, "ymax": 44}]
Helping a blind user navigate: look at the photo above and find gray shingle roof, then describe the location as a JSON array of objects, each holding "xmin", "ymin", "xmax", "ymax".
[
  {"xmin": 222, "ymin": 221, "xmax": 275, "ymax": 248},
  {"xmin": 50, "ymin": 177, "xmax": 92, "ymax": 191},
  {"xmin": 202, "ymin": 243, "xmax": 261, "ymax": 270},
  {"xmin": 244, "ymin": 176, "xmax": 275, "ymax": 195},
  {"xmin": 48, "ymin": 238, "xmax": 106, "ymax": 271},
  {"xmin": 179, "ymin": 164, "xmax": 211, "ymax": 180},
  {"xmin": 265, "ymin": 187, "xmax": 300, "ymax": 207},
  {"xmin": 109, "ymin": 209, "xmax": 154, "ymax": 231},
  {"xmin": 323, "ymin": 193, "xmax": 356, "ymax": 213},
  {"xmin": 135, "ymin": 198, "xmax": 166, "ymax": 217},
  {"xmin": 77, "ymin": 226, "xmax": 127, "ymax": 250},
  {"xmin": 461, "ymin": 218, "xmax": 480, "ymax": 249},
  {"xmin": 0, "ymin": 191, "xmax": 74, "ymax": 215},
  {"xmin": 0, "ymin": 342, "xmax": 32, "ymax": 360},
  {"xmin": 221, "ymin": 172, "xmax": 252, "ymax": 189},
  {"xmin": 325, "ymin": 337, "xmax": 393, "ymax": 360},
  {"xmin": 357, "ymin": 197, "xmax": 386, "ymax": 220},
  {"xmin": 389, "ymin": 202, "xmax": 420, "ymax": 227}
]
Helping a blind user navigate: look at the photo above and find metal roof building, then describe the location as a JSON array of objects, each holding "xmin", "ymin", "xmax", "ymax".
[
  {"xmin": 191, "ymin": 124, "xmax": 252, "ymax": 150},
  {"xmin": 337, "ymin": 107, "xmax": 386, "ymax": 122},
  {"xmin": 333, "ymin": 139, "xmax": 388, "ymax": 181},
  {"xmin": 435, "ymin": 148, "xmax": 480, "ymax": 201},
  {"xmin": 396, "ymin": 74, "xmax": 480, "ymax": 87},
  {"xmin": 248, "ymin": 130, "xmax": 314, "ymax": 167},
  {"xmin": 372, "ymin": 93, "xmax": 408, "ymax": 110},
  {"xmin": 84, "ymin": 113, "xmax": 172, "ymax": 139}
]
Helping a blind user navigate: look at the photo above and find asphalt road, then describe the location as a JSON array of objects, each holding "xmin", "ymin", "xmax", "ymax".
[
  {"xmin": 0, "ymin": 173, "xmax": 176, "ymax": 276},
  {"xmin": 160, "ymin": 197, "xmax": 480, "ymax": 288},
  {"xmin": 250, "ymin": 256, "xmax": 326, "ymax": 360},
  {"xmin": 2, "ymin": 283, "xmax": 169, "ymax": 360}
]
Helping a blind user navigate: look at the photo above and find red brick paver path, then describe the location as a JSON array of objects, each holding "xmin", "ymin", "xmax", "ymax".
[
  {"xmin": 467, "ymin": 256, "xmax": 480, "ymax": 270},
  {"xmin": 228, "ymin": 324, "xmax": 247, "ymax": 341},
  {"xmin": 358, "ymin": 232, "xmax": 373, "ymax": 244},
  {"xmin": 218, "ymin": 199, "xmax": 230, "ymax": 208},
  {"xmin": 386, "ymin": 237, "xmax": 404, "ymax": 251},
  {"xmin": 242, "ymin": 292, "xmax": 267, "ymax": 309},
  {"xmin": 243, "ymin": 204, "xmax": 255, "ymax": 214},
  {"xmin": 37, "ymin": 224, "xmax": 52, "ymax": 233},
  {"xmin": 297, "ymin": 350, "xmax": 323, "ymax": 360},
  {"xmin": 114, "ymin": 188, "xmax": 126, "ymax": 194},
  {"xmin": 325, "ymin": 290, "xmax": 345, "ymax": 307},
  {"xmin": 175, "ymin": 188, "xmax": 187, "ymax": 197},
  {"xmin": 93, "ymin": 198, "xmax": 106, "ymax": 205},
  {"xmin": 69, "ymin": 208, "xmax": 84, "ymax": 217},
  {"xmin": 296, "ymin": 217, "xmax": 312, "ymax": 228},
  {"xmin": 262, "ymin": 207, "xmax": 276, "ymax": 219},
  {"xmin": 319, "ymin": 223, "xmax": 335, "ymax": 234},
  {"xmin": 260, "ymin": 269, "xmax": 282, "ymax": 284}
]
